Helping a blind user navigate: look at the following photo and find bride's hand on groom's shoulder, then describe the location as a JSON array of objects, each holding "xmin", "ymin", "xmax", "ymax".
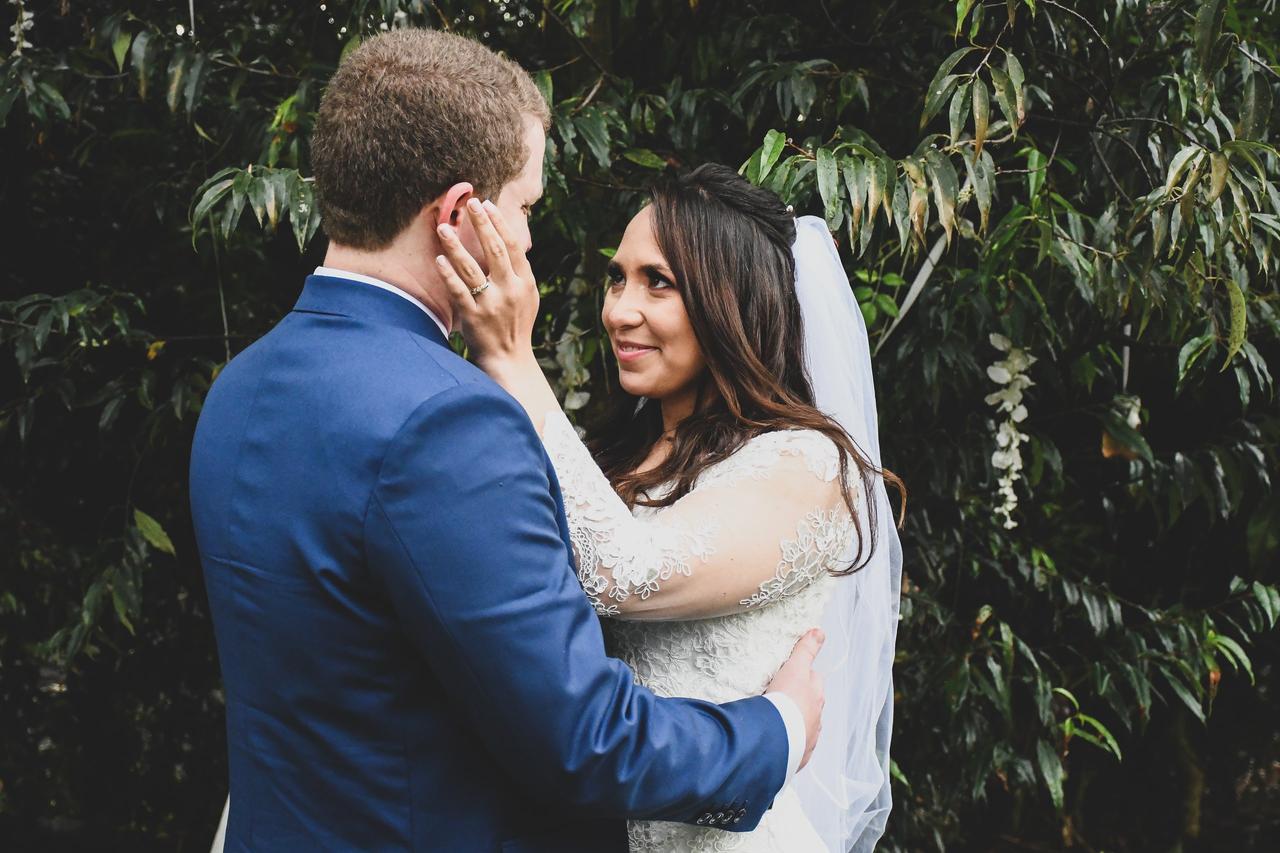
[{"xmin": 436, "ymin": 198, "xmax": 540, "ymax": 370}]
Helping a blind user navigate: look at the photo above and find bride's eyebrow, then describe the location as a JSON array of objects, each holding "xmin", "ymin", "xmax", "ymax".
[{"xmin": 640, "ymin": 263, "xmax": 674, "ymax": 281}]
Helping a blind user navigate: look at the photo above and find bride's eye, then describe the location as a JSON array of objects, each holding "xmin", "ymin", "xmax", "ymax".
[
  {"xmin": 605, "ymin": 262, "xmax": 625, "ymax": 288},
  {"xmin": 648, "ymin": 273, "xmax": 673, "ymax": 291}
]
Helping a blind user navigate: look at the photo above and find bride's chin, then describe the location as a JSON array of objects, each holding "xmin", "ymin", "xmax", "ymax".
[{"xmin": 617, "ymin": 372, "xmax": 650, "ymax": 398}]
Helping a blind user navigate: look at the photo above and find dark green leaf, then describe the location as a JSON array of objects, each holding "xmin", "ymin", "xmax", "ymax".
[
  {"xmin": 988, "ymin": 66, "xmax": 1019, "ymax": 134},
  {"xmin": 817, "ymin": 148, "xmax": 841, "ymax": 228},
  {"xmin": 184, "ymin": 53, "xmax": 210, "ymax": 116},
  {"xmin": 574, "ymin": 107, "xmax": 612, "ymax": 169},
  {"xmin": 925, "ymin": 149, "xmax": 959, "ymax": 243},
  {"xmin": 1223, "ymin": 279, "xmax": 1247, "ymax": 368},
  {"xmin": 1162, "ymin": 668, "xmax": 1206, "ymax": 723},
  {"xmin": 955, "ymin": 0, "xmax": 976, "ymax": 37},
  {"xmin": 922, "ymin": 48, "xmax": 977, "ymax": 128},
  {"xmin": 221, "ymin": 170, "xmax": 251, "ymax": 241},
  {"xmin": 1253, "ymin": 581, "xmax": 1278, "ymax": 628},
  {"xmin": 921, "ymin": 75, "xmax": 962, "ymax": 131},
  {"xmin": 971, "ymin": 78, "xmax": 989, "ymax": 155},
  {"xmin": 1036, "ymin": 740, "xmax": 1064, "ymax": 812},
  {"xmin": 1207, "ymin": 152, "xmax": 1230, "ymax": 204},
  {"xmin": 1005, "ymin": 50, "xmax": 1026, "ymax": 123},
  {"xmin": 130, "ymin": 30, "xmax": 153, "ymax": 99},
  {"xmin": 166, "ymin": 48, "xmax": 191, "ymax": 113},
  {"xmin": 1177, "ymin": 333, "xmax": 1214, "ymax": 391},
  {"xmin": 843, "ymin": 158, "xmax": 868, "ymax": 237},
  {"xmin": 1027, "ymin": 147, "xmax": 1047, "ymax": 200},
  {"xmin": 134, "ymin": 509, "xmax": 176, "ymax": 556},
  {"xmin": 622, "ymin": 148, "xmax": 667, "ymax": 170},
  {"xmin": 1241, "ymin": 74, "xmax": 1273, "ymax": 142},
  {"xmin": 892, "ymin": 177, "xmax": 910, "ymax": 250},
  {"xmin": 1194, "ymin": 1, "xmax": 1227, "ymax": 77},
  {"xmin": 874, "ymin": 292, "xmax": 900, "ymax": 318},
  {"xmin": 112, "ymin": 30, "xmax": 133, "ymax": 73},
  {"xmin": 949, "ymin": 81, "xmax": 971, "ymax": 146},
  {"xmin": 759, "ymin": 129, "xmax": 786, "ymax": 183}
]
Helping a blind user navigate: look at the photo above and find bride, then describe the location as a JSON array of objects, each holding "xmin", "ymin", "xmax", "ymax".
[{"xmin": 436, "ymin": 163, "xmax": 905, "ymax": 852}]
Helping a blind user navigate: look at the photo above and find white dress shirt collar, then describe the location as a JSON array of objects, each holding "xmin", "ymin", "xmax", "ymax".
[{"xmin": 314, "ymin": 266, "xmax": 449, "ymax": 339}]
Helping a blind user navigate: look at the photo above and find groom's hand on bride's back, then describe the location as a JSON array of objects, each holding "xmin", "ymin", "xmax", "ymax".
[{"xmin": 766, "ymin": 628, "xmax": 826, "ymax": 771}]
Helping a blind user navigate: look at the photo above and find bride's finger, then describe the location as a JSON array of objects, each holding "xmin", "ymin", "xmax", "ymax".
[
  {"xmin": 463, "ymin": 198, "xmax": 514, "ymax": 279},
  {"xmin": 435, "ymin": 254, "xmax": 479, "ymax": 316},
  {"xmin": 481, "ymin": 200, "xmax": 525, "ymax": 259},
  {"xmin": 435, "ymin": 223, "xmax": 487, "ymax": 291}
]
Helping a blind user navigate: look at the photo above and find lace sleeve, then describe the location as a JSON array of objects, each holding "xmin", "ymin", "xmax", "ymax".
[{"xmin": 541, "ymin": 410, "xmax": 856, "ymax": 621}]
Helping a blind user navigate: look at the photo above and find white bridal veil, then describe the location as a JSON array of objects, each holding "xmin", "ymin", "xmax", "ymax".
[{"xmin": 790, "ymin": 216, "xmax": 903, "ymax": 852}]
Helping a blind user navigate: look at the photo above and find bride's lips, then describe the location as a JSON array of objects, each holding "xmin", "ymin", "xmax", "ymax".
[{"xmin": 614, "ymin": 341, "xmax": 658, "ymax": 363}]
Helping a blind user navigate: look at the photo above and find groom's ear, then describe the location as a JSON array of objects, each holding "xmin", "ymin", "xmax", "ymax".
[{"xmin": 436, "ymin": 182, "xmax": 475, "ymax": 227}]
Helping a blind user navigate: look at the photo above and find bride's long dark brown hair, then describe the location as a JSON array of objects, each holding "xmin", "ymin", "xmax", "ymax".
[{"xmin": 591, "ymin": 164, "xmax": 905, "ymax": 575}]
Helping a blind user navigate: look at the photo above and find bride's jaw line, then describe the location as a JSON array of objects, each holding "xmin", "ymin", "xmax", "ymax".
[{"xmin": 657, "ymin": 378, "xmax": 705, "ymax": 434}]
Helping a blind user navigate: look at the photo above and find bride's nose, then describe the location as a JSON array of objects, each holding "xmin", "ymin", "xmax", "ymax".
[{"xmin": 603, "ymin": 282, "xmax": 645, "ymax": 331}]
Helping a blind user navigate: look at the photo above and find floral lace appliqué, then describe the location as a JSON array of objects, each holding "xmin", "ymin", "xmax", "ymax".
[{"xmin": 740, "ymin": 507, "xmax": 854, "ymax": 609}]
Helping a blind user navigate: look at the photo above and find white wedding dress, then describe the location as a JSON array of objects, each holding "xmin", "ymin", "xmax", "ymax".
[{"xmin": 541, "ymin": 409, "xmax": 858, "ymax": 853}]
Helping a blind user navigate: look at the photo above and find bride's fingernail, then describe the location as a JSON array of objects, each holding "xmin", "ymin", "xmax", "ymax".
[
  {"xmin": 435, "ymin": 255, "xmax": 447, "ymax": 266},
  {"xmin": 438, "ymin": 223, "xmax": 454, "ymax": 237},
  {"xmin": 467, "ymin": 198, "xmax": 483, "ymax": 212},
  {"xmin": 483, "ymin": 199, "xmax": 498, "ymax": 213}
]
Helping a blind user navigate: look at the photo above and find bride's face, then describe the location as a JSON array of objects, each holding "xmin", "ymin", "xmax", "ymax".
[{"xmin": 602, "ymin": 206, "xmax": 706, "ymax": 402}]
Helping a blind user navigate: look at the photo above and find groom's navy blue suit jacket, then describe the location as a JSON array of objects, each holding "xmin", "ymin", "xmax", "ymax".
[{"xmin": 190, "ymin": 274, "xmax": 788, "ymax": 852}]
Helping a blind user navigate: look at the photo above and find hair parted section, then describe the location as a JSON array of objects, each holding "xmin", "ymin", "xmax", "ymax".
[
  {"xmin": 591, "ymin": 164, "xmax": 906, "ymax": 575},
  {"xmin": 310, "ymin": 28, "xmax": 550, "ymax": 250}
]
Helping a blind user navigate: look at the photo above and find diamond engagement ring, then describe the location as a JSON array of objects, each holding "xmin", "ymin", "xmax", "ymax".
[{"xmin": 470, "ymin": 280, "xmax": 492, "ymax": 297}]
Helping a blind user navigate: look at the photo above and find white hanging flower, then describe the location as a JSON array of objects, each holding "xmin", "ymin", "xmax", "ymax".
[
  {"xmin": 9, "ymin": 0, "xmax": 34, "ymax": 53},
  {"xmin": 986, "ymin": 364, "xmax": 1012, "ymax": 384},
  {"xmin": 1123, "ymin": 395, "xmax": 1142, "ymax": 429},
  {"xmin": 986, "ymin": 335, "xmax": 1035, "ymax": 529}
]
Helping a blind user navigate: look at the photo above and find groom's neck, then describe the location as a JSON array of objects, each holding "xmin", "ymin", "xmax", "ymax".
[{"xmin": 323, "ymin": 241, "xmax": 455, "ymax": 332}]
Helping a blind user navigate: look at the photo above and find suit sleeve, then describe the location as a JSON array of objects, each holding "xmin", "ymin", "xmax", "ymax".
[{"xmin": 363, "ymin": 381, "xmax": 788, "ymax": 828}]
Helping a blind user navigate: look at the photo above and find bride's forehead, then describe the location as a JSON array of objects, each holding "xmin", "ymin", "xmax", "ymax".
[{"xmin": 615, "ymin": 207, "xmax": 664, "ymax": 261}]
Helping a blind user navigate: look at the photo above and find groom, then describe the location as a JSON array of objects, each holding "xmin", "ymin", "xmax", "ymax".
[{"xmin": 191, "ymin": 28, "xmax": 824, "ymax": 853}]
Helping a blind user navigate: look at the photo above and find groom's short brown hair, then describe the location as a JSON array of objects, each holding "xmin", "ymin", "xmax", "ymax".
[{"xmin": 311, "ymin": 29, "xmax": 550, "ymax": 249}]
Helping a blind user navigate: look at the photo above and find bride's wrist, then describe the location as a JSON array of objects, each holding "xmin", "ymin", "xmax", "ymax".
[{"xmin": 479, "ymin": 349, "xmax": 541, "ymax": 382}]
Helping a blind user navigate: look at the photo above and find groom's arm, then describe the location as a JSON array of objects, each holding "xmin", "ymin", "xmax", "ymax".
[{"xmin": 364, "ymin": 381, "xmax": 788, "ymax": 829}]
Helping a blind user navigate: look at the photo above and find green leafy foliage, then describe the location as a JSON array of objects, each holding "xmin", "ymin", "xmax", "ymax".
[{"xmin": 2, "ymin": 1, "xmax": 1278, "ymax": 849}]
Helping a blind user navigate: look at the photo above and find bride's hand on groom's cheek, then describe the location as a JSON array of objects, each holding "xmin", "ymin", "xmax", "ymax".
[{"xmin": 435, "ymin": 198, "xmax": 540, "ymax": 367}]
